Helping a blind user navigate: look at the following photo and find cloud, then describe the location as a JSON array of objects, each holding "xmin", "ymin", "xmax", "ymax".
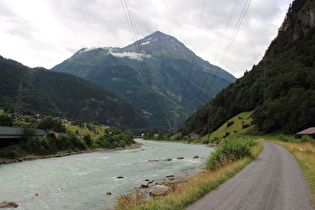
[
  {"xmin": 0, "ymin": 0, "xmax": 293, "ymax": 77},
  {"xmin": 110, "ymin": 50, "xmax": 151, "ymax": 60}
]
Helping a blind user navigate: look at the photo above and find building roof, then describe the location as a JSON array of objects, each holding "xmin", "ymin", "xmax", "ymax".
[
  {"xmin": 188, "ymin": 132, "xmax": 201, "ymax": 138},
  {"xmin": 0, "ymin": 126, "xmax": 24, "ymax": 135},
  {"xmin": 296, "ymin": 127, "xmax": 315, "ymax": 135}
]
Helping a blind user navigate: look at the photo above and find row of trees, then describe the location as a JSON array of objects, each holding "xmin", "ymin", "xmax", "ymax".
[
  {"xmin": 0, "ymin": 130, "xmax": 135, "ymax": 159},
  {"xmin": 0, "ymin": 111, "xmax": 136, "ymax": 158}
]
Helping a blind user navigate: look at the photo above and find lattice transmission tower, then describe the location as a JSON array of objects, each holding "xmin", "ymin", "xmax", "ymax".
[{"xmin": 13, "ymin": 80, "xmax": 25, "ymax": 127}]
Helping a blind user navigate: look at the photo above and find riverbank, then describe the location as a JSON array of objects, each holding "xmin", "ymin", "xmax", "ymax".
[
  {"xmin": 142, "ymin": 138, "xmax": 218, "ymax": 147},
  {"xmin": 0, "ymin": 142, "xmax": 142, "ymax": 165},
  {"xmin": 113, "ymin": 140, "xmax": 263, "ymax": 209},
  {"xmin": 1, "ymin": 140, "xmax": 212, "ymax": 209}
]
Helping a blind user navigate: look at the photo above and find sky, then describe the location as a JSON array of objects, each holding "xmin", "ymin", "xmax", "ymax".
[{"xmin": 0, "ymin": 0, "xmax": 293, "ymax": 78}]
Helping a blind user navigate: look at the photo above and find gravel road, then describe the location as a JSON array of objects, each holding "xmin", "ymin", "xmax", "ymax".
[{"xmin": 187, "ymin": 141, "xmax": 314, "ymax": 210}]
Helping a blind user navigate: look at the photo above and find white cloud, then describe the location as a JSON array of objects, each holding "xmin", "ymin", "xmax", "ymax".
[
  {"xmin": 0, "ymin": 0, "xmax": 293, "ymax": 77},
  {"xmin": 110, "ymin": 50, "xmax": 151, "ymax": 60}
]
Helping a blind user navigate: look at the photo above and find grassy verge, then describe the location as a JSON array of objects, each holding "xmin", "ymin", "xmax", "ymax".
[
  {"xmin": 267, "ymin": 140, "xmax": 315, "ymax": 205},
  {"xmin": 114, "ymin": 139, "xmax": 263, "ymax": 210},
  {"xmin": 251, "ymin": 133, "xmax": 297, "ymax": 142}
]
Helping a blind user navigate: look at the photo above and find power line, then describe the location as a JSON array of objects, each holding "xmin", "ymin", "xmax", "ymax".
[
  {"xmin": 219, "ymin": 0, "xmax": 252, "ymax": 66},
  {"xmin": 197, "ymin": 0, "xmax": 252, "ymax": 137},
  {"xmin": 201, "ymin": 0, "xmax": 252, "ymax": 103},
  {"xmin": 213, "ymin": 0, "xmax": 240, "ymax": 62},
  {"xmin": 121, "ymin": 0, "xmax": 172, "ymax": 129},
  {"xmin": 182, "ymin": 0, "xmax": 208, "ymax": 121}
]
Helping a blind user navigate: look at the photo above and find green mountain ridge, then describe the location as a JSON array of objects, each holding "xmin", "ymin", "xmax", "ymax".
[
  {"xmin": 182, "ymin": 0, "xmax": 315, "ymax": 135},
  {"xmin": 52, "ymin": 31, "xmax": 236, "ymax": 129},
  {"xmin": 0, "ymin": 56, "xmax": 147, "ymax": 129}
]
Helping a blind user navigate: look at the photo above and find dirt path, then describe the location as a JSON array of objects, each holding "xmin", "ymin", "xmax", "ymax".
[{"xmin": 187, "ymin": 142, "xmax": 314, "ymax": 210}]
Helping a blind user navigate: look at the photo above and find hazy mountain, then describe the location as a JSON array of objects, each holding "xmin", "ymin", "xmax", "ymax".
[
  {"xmin": 52, "ymin": 31, "xmax": 236, "ymax": 129},
  {"xmin": 181, "ymin": 0, "xmax": 315, "ymax": 135},
  {"xmin": 0, "ymin": 56, "xmax": 147, "ymax": 129}
]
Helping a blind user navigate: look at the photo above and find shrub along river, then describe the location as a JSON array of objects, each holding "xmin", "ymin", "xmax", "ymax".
[{"xmin": 0, "ymin": 139, "xmax": 214, "ymax": 209}]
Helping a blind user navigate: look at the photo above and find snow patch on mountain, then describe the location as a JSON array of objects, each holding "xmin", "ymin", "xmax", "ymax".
[{"xmin": 141, "ymin": 41, "xmax": 150, "ymax": 45}]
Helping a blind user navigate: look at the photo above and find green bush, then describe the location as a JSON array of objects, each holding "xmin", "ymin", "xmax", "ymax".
[
  {"xmin": 227, "ymin": 121, "xmax": 234, "ymax": 127},
  {"xmin": 0, "ymin": 146, "xmax": 20, "ymax": 159},
  {"xmin": 91, "ymin": 142, "xmax": 100, "ymax": 148},
  {"xmin": 223, "ymin": 132, "xmax": 230, "ymax": 138},
  {"xmin": 83, "ymin": 134, "xmax": 93, "ymax": 146},
  {"xmin": 112, "ymin": 141, "xmax": 120, "ymax": 148},
  {"xmin": 204, "ymin": 137, "xmax": 256, "ymax": 171},
  {"xmin": 119, "ymin": 140, "xmax": 126, "ymax": 147},
  {"xmin": 211, "ymin": 137, "xmax": 220, "ymax": 144},
  {"xmin": 242, "ymin": 124, "xmax": 250, "ymax": 129},
  {"xmin": 96, "ymin": 138, "xmax": 111, "ymax": 148},
  {"xmin": 69, "ymin": 135, "xmax": 87, "ymax": 151},
  {"xmin": 300, "ymin": 135, "xmax": 312, "ymax": 143},
  {"xmin": 0, "ymin": 114, "xmax": 13, "ymax": 126},
  {"xmin": 175, "ymin": 133, "xmax": 183, "ymax": 140},
  {"xmin": 201, "ymin": 139, "xmax": 210, "ymax": 144},
  {"xmin": 279, "ymin": 134, "xmax": 288, "ymax": 142},
  {"xmin": 37, "ymin": 117, "xmax": 66, "ymax": 133}
]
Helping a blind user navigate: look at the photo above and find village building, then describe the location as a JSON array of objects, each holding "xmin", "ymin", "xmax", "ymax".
[
  {"xmin": 296, "ymin": 127, "xmax": 315, "ymax": 138},
  {"xmin": 188, "ymin": 132, "xmax": 201, "ymax": 139}
]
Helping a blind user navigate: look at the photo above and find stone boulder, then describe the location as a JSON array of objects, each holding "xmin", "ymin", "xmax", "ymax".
[
  {"xmin": 0, "ymin": 201, "xmax": 18, "ymax": 208},
  {"xmin": 177, "ymin": 156, "xmax": 184, "ymax": 159},
  {"xmin": 149, "ymin": 185, "xmax": 171, "ymax": 197},
  {"xmin": 141, "ymin": 184, "xmax": 149, "ymax": 188},
  {"xmin": 162, "ymin": 158, "xmax": 172, "ymax": 161}
]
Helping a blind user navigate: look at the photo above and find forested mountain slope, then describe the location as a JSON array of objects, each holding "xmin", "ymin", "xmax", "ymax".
[
  {"xmin": 0, "ymin": 56, "xmax": 147, "ymax": 129},
  {"xmin": 182, "ymin": 0, "xmax": 315, "ymax": 135},
  {"xmin": 52, "ymin": 31, "xmax": 236, "ymax": 129}
]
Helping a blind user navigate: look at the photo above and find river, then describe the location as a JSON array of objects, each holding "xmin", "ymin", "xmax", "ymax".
[{"xmin": 0, "ymin": 139, "xmax": 214, "ymax": 209}]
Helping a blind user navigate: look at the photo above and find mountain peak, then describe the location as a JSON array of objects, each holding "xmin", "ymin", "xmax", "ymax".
[
  {"xmin": 121, "ymin": 31, "xmax": 185, "ymax": 55},
  {"xmin": 142, "ymin": 31, "xmax": 172, "ymax": 42},
  {"xmin": 115, "ymin": 31, "xmax": 235, "ymax": 82}
]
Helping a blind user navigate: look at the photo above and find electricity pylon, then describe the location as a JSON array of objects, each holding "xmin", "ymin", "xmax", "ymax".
[{"xmin": 13, "ymin": 80, "xmax": 24, "ymax": 127}]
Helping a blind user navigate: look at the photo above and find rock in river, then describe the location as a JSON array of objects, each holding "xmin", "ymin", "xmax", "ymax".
[
  {"xmin": 0, "ymin": 201, "xmax": 18, "ymax": 208},
  {"xmin": 149, "ymin": 185, "xmax": 171, "ymax": 197}
]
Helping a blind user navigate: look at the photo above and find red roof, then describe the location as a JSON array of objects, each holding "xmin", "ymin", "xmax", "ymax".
[{"xmin": 296, "ymin": 127, "xmax": 315, "ymax": 135}]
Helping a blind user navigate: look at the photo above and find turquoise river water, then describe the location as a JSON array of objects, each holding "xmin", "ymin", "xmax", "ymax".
[{"xmin": 0, "ymin": 139, "xmax": 214, "ymax": 209}]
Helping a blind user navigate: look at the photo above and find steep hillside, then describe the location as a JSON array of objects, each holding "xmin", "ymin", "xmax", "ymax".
[
  {"xmin": 0, "ymin": 56, "xmax": 147, "ymax": 129},
  {"xmin": 182, "ymin": 0, "xmax": 315, "ymax": 135},
  {"xmin": 52, "ymin": 31, "xmax": 236, "ymax": 128}
]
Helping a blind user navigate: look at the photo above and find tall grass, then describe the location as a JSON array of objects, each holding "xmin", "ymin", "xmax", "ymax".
[
  {"xmin": 114, "ymin": 189, "xmax": 148, "ymax": 209},
  {"xmin": 203, "ymin": 137, "xmax": 257, "ymax": 171}
]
